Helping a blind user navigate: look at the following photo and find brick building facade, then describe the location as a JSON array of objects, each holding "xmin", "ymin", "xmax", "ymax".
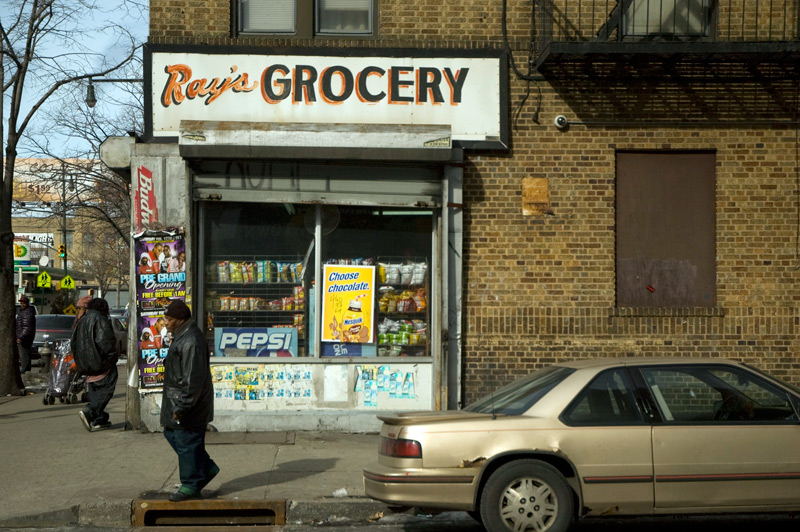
[{"xmin": 136, "ymin": 0, "xmax": 800, "ymax": 419}]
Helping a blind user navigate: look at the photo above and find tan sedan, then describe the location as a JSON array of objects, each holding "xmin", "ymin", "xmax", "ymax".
[{"xmin": 364, "ymin": 358, "xmax": 800, "ymax": 532}]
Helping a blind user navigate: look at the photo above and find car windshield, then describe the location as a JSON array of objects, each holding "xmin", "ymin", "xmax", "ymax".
[
  {"xmin": 36, "ymin": 316, "xmax": 75, "ymax": 329},
  {"xmin": 464, "ymin": 366, "xmax": 575, "ymax": 415}
]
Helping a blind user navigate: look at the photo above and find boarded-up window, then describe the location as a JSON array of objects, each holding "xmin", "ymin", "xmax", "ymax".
[{"xmin": 616, "ymin": 152, "xmax": 715, "ymax": 308}]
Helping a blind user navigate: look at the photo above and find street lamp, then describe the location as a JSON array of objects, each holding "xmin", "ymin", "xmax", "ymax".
[
  {"xmin": 85, "ymin": 80, "xmax": 97, "ymax": 108},
  {"xmin": 85, "ymin": 77, "xmax": 143, "ymax": 108}
]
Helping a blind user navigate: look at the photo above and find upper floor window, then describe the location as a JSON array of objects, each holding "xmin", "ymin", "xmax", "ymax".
[
  {"xmin": 623, "ymin": 0, "xmax": 711, "ymax": 38},
  {"xmin": 616, "ymin": 151, "xmax": 716, "ymax": 308},
  {"xmin": 239, "ymin": 0, "xmax": 374, "ymax": 37}
]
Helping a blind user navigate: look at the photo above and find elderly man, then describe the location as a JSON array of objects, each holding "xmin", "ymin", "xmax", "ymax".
[
  {"xmin": 160, "ymin": 300, "xmax": 218, "ymax": 502},
  {"xmin": 15, "ymin": 295, "xmax": 36, "ymax": 374},
  {"xmin": 72, "ymin": 298, "xmax": 118, "ymax": 432}
]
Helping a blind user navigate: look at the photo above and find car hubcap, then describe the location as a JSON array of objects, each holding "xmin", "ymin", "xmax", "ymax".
[{"xmin": 499, "ymin": 477, "xmax": 557, "ymax": 531}]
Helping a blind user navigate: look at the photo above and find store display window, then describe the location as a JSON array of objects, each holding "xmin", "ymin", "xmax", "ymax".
[{"xmin": 202, "ymin": 202, "xmax": 433, "ymax": 358}]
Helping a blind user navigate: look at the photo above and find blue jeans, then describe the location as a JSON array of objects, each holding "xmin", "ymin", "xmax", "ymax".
[{"xmin": 164, "ymin": 427, "xmax": 214, "ymax": 493}]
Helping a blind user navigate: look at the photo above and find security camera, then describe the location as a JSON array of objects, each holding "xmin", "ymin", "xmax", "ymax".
[{"xmin": 554, "ymin": 115, "xmax": 568, "ymax": 129}]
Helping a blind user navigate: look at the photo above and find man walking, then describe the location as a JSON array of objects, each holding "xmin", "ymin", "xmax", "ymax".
[
  {"xmin": 161, "ymin": 300, "xmax": 218, "ymax": 502},
  {"xmin": 72, "ymin": 298, "xmax": 118, "ymax": 431},
  {"xmin": 15, "ymin": 295, "xmax": 36, "ymax": 374}
]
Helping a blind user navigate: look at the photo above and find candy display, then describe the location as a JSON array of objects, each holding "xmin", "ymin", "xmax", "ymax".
[
  {"xmin": 378, "ymin": 287, "xmax": 427, "ymax": 314},
  {"xmin": 378, "ymin": 261, "xmax": 427, "ymax": 285},
  {"xmin": 213, "ymin": 260, "xmax": 303, "ymax": 283},
  {"xmin": 206, "ymin": 255, "xmax": 429, "ymax": 357},
  {"xmin": 214, "ymin": 291, "xmax": 305, "ymax": 312}
]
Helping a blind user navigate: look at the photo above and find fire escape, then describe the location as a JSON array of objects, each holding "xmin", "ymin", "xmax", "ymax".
[{"xmin": 531, "ymin": 0, "xmax": 800, "ymax": 123}]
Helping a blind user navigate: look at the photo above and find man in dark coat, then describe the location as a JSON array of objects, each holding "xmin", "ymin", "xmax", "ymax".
[
  {"xmin": 15, "ymin": 295, "xmax": 36, "ymax": 374},
  {"xmin": 161, "ymin": 300, "xmax": 218, "ymax": 502},
  {"xmin": 71, "ymin": 298, "xmax": 118, "ymax": 431}
]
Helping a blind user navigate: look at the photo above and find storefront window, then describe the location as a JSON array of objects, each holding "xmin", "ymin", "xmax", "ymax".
[{"xmin": 203, "ymin": 202, "xmax": 433, "ymax": 359}]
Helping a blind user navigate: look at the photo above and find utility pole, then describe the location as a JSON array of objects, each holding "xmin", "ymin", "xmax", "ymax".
[{"xmin": 62, "ymin": 177, "xmax": 67, "ymax": 273}]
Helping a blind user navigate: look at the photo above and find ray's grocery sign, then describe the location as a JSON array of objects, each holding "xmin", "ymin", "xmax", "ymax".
[{"xmin": 148, "ymin": 48, "xmax": 505, "ymax": 145}]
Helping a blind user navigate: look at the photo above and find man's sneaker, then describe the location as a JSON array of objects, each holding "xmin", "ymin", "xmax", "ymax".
[
  {"xmin": 169, "ymin": 486, "xmax": 201, "ymax": 502},
  {"xmin": 78, "ymin": 410, "xmax": 92, "ymax": 432},
  {"xmin": 90, "ymin": 420, "xmax": 112, "ymax": 431},
  {"xmin": 198, "ymin": 463, "xmax": 220, "ymax": 491}
]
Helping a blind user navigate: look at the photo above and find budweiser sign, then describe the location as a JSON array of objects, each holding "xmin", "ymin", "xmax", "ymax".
[{"xmin": 134, "ymin": 165, "xmax": 159, "ymax": 231}]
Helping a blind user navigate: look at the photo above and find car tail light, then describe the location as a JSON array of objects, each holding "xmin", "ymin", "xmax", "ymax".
[{"xmin": 380, "ymin": 437, "xmax": 422, "ymax": 458}]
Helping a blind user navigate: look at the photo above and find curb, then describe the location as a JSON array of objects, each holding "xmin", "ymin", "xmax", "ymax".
[
  {"xmin": 0, "ymin": 498, "xmax": 397, "ymax": 529},
  {"xmin": 286, "ymin": 498, "xmax": 388, "ymax": 525}
]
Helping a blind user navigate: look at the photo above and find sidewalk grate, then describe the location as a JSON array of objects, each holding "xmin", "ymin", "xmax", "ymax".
[{"xmin": 133, "ymin": 499, "xmax": 286, "ymax": 527}]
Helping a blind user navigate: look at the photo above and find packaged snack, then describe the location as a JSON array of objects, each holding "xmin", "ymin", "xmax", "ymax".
[
  {"xmin": 412, "ymin": 262, "xmax": 428, "ymax": 284},
  {"xmin": 257, "ymin": 261, "xmax": 266, "ymax": 283},
  {"xmin": 243, "ymin": 262, "xmax": 255, "ymax": 283},
  {"xmin": 397, "ymin": 291, "xmax": 417, "ymax": 313},
  {"xmin": 399, "ymin": 264, "xmax": 414, "ymax": 285},
  {"xmin": 413, "ymin": 288, "xmax": 427, "ymax": 311},
  {"xmin": 277, "ymin": 262, "xmax": 292, "ymax": 283},
  {"xmin": 384, "ymin": 264, "xmax": 401, "ymax": 284},
  {"xmin": 229, "ymin": 262, "xmax": 243, "ymax": 283},
  {"xmin": 378, "ymin": 263, "xmax": 387, "ymax": 283},
  {"xmin": 217, "ymin": 261, "xmax": 230, "ymax": 283}
]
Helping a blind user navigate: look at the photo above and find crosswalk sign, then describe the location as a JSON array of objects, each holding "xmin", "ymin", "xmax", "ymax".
[
  {"xmin": 59, "ymin": 275, "xmax": 75, "ymax": 290},
  {"xmin": 63, "ymin": 304, "xmax": 77, "ymax": 315},
  {"xmin": 37, "ymin": 271, "xmax": 51, "ymax": 288}
]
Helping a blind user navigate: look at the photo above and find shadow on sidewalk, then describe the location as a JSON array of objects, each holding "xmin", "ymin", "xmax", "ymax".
[{"xmin": 215, "ymin": 458, "xmax": 338, "ymax": 495}]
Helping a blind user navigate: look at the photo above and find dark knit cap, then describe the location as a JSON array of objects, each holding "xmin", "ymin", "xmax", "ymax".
[{"xmin": 165, "ymin": 300, "xmax": 191, "ymax": 320}]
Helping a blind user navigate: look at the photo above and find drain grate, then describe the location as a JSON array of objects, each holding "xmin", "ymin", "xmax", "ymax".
[{"xmin": 133, "ymin": 499, "xmax": 286, "ymax": 527}]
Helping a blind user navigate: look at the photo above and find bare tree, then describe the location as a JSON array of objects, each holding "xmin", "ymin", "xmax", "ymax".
[{"xmin": 1, "ymin": 0, "xmax": 141, "ymax": 395}]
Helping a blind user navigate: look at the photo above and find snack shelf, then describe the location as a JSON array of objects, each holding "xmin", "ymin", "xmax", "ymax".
[{"xmin": 212, "ymin": 310, "xmax": 304, "ymax": 314}]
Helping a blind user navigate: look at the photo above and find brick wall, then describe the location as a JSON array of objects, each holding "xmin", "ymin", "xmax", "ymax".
[{"xmin": 147, "ymin": 0, "xmax": 800, "ymax": 404}]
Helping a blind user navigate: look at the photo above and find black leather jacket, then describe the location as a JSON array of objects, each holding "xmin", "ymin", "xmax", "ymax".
[
  {"xmin": 15, "ymin": 306, "xmax": 36, "ymax": 346},
  {"xmin": 71, "ymin": 310, "xmax": 118, "ymax": 376},
  {"xmin": 160, "ymin": 320, "xmax": 214, "ymax": 431}
]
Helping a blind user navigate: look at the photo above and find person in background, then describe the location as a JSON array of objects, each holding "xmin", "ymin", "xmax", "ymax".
[
  {"xmin": 160, "ymin": 300, "xmax": 218, "ymax": 502},
  {"xmin": 72, "ymin": 295, "xmax": 93, "ymax": 331},
  {"xmin": 15, "ymin": 295, "xmax": 36, "ymax": 374},
  {"xmin": 71, "ymin": 298, "xmax": 118, "ymax": 432}
]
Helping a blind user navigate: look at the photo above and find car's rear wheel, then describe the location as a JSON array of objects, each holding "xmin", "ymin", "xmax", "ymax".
[{"xmin": 480, "ymin": 459, "xmax": 574, "ymax": 532}]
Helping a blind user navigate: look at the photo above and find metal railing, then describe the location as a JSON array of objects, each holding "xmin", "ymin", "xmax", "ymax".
[{"xmin": 536, "ymin": 0, "xmax": 800, "ymax": 50}]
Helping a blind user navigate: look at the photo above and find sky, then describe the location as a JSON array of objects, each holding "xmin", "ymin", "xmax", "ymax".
[{"xmin": 2, "ymin": 0, "xmax": 148, "ymax": 158}]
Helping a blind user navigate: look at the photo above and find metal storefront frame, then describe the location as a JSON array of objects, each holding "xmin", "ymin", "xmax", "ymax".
[{"xmin": 193, "ymin": 162, "xmax": 453, "ymax": 409}]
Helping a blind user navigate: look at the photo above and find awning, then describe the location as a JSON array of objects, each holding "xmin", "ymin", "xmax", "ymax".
[{"xmin": 178, "ymin": 121, "xmax": 453, "ymax": 162}]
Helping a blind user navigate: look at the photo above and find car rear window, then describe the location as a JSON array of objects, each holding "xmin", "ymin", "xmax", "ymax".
[
  {"xmin": 464, "ymin": 366, "xmax": 575, "ymax": 415},
  {"xmin": 37, "ymin": 316, "xmax": 75, "ymax": 329}
]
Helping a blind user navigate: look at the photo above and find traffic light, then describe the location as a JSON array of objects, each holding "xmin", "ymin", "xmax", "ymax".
[{"xmin": 58, "ymin": 244, "xmax": 66, "ymax": 259}]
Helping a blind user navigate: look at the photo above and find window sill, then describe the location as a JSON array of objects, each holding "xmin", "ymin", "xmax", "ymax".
[{"xmin": 611, "ymin": 307, "xmax": 725, "ymax": 318}]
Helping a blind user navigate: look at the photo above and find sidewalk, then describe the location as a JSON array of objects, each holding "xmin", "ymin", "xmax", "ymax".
[{"xmin": 0, "ymin": 364, "xmax": 395, "ymax": 529}]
